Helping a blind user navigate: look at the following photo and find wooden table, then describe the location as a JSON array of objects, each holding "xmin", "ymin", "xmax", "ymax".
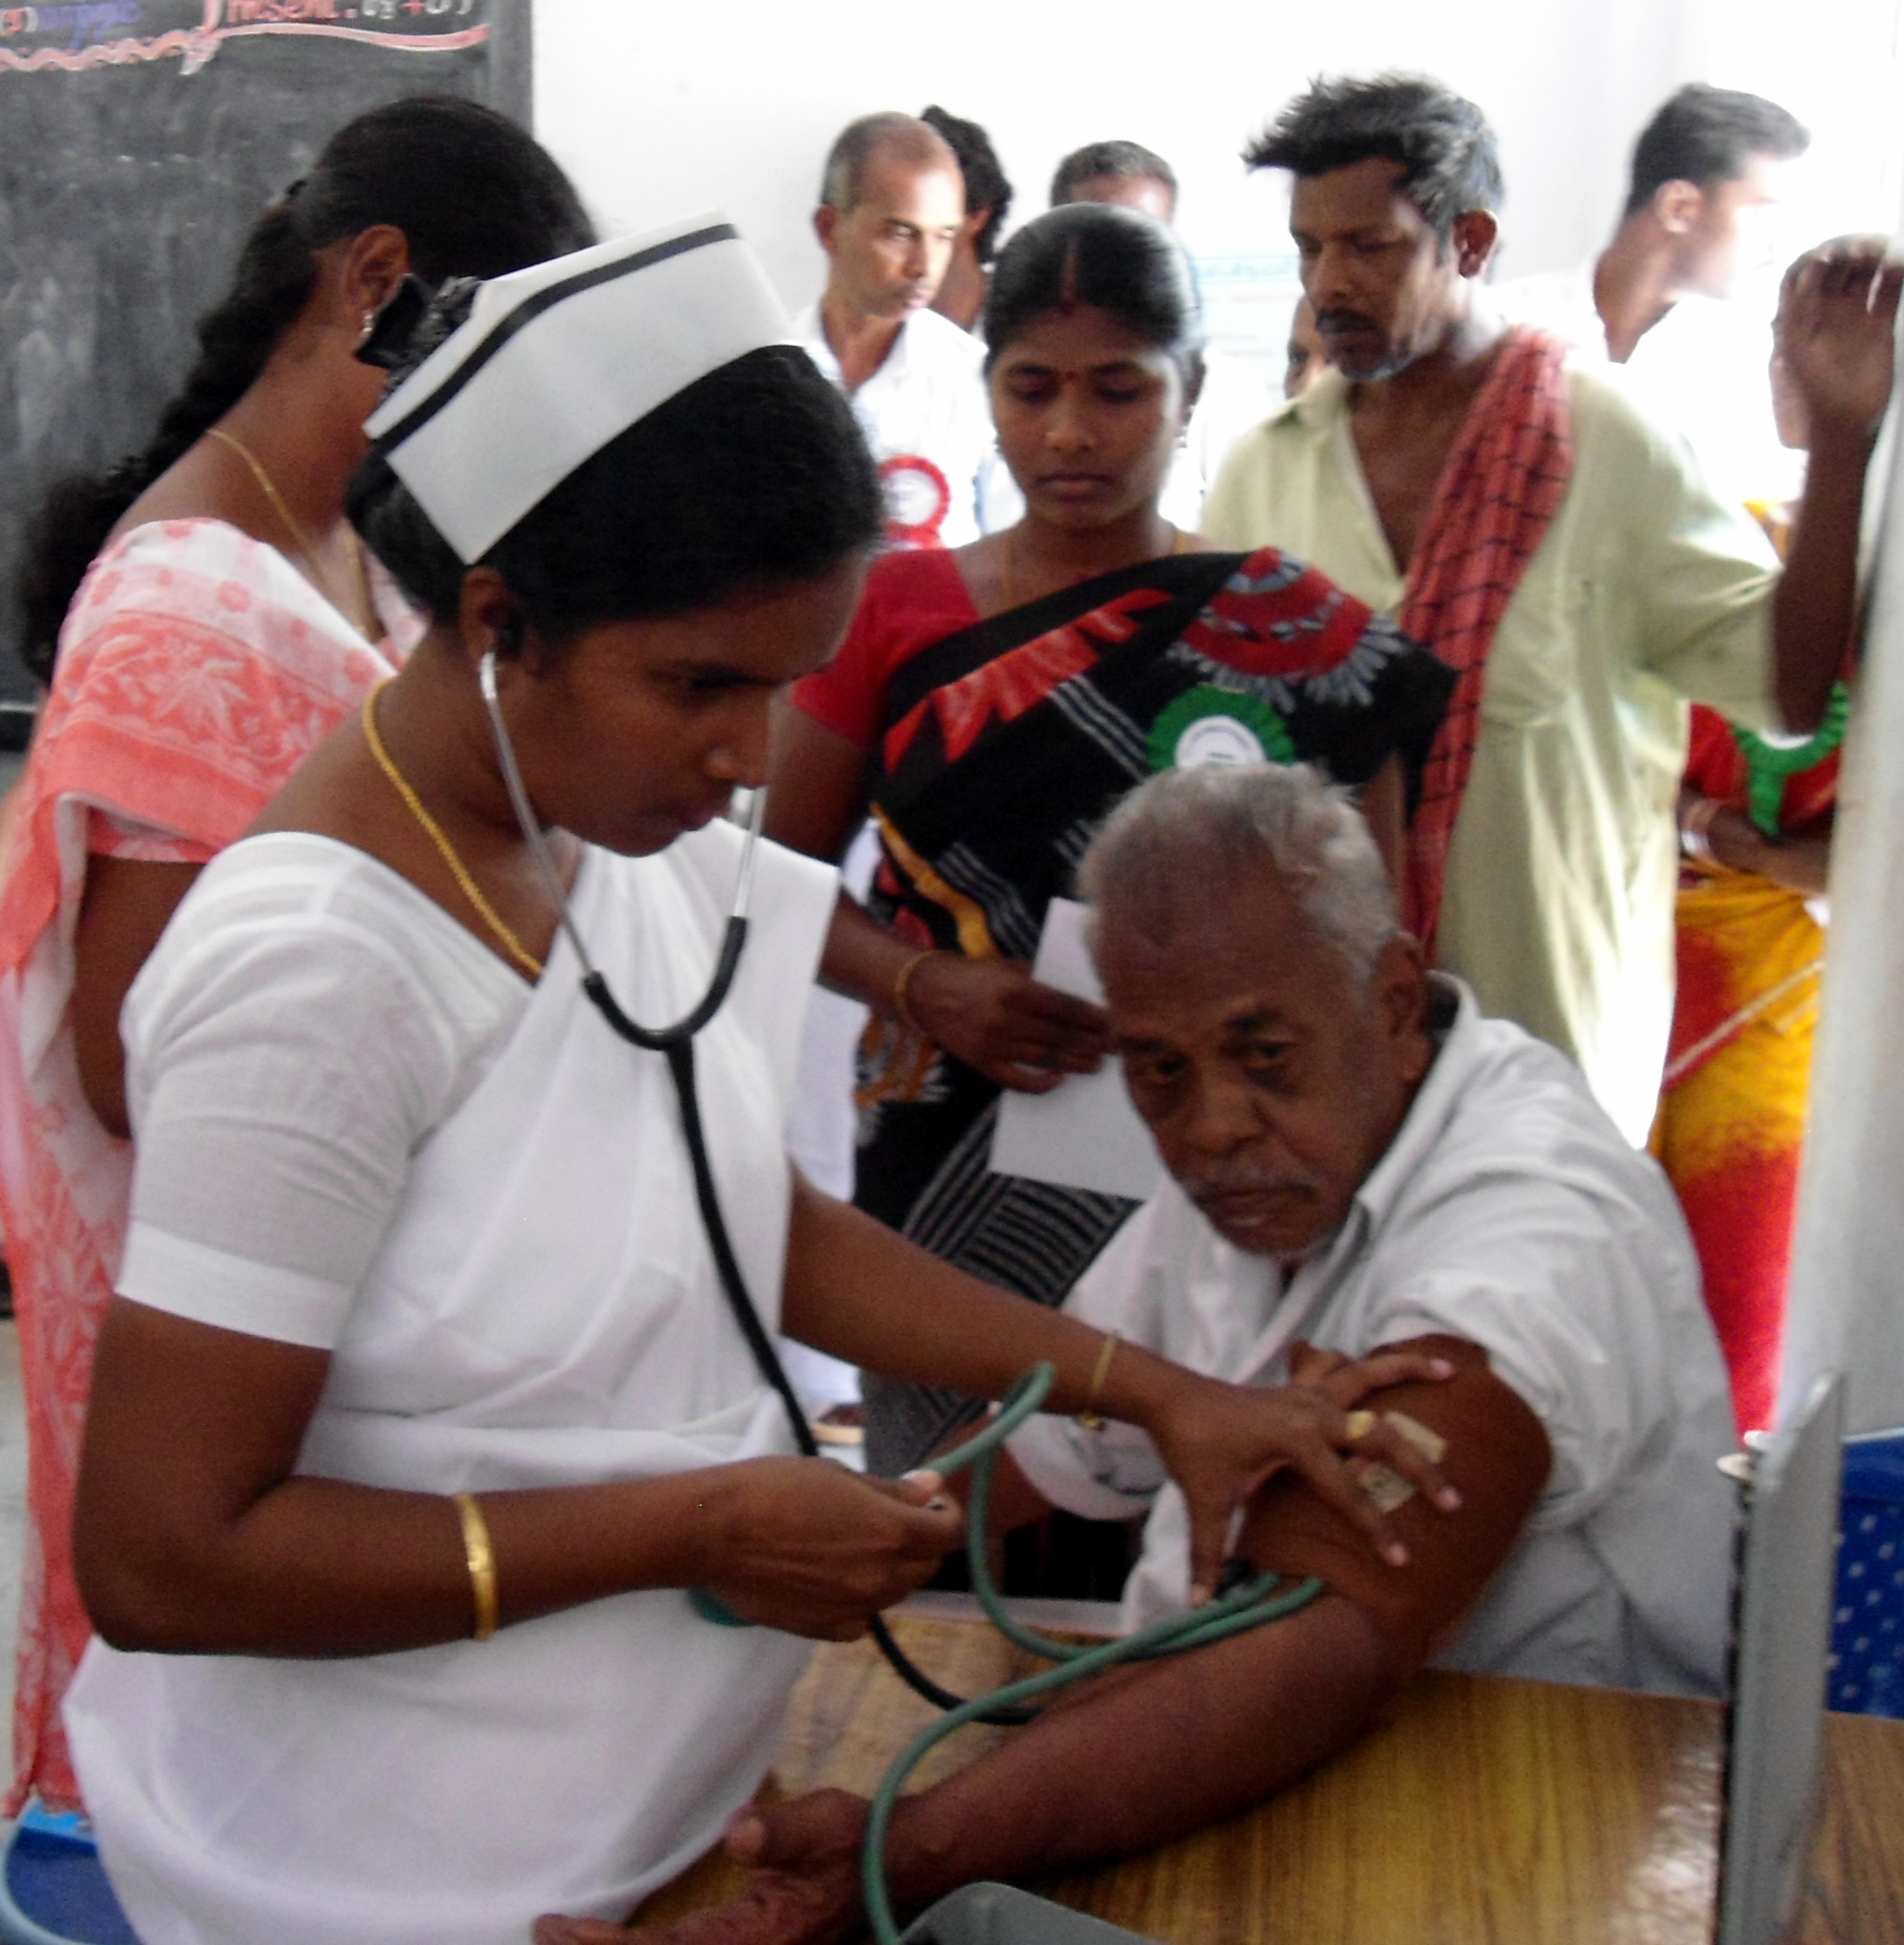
[{"xmin": 640, "ymin": 1613, "xmax": 1904, "ymax": 1944}]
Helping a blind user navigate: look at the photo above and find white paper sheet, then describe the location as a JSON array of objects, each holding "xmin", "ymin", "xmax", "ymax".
[{"xmin": 988, "ymin": 899, "xmax": 1163, "ymax": 1202}]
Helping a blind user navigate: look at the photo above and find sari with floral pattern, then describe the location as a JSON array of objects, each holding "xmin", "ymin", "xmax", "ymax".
[{"xmin": 0, "ymin": 519, "xmax": 414, "ymax": 1808}]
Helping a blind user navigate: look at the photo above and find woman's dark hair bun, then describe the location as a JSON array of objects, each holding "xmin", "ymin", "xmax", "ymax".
[{"xmin": 19, "ymin": 96, "xmax": 592, "ymax": 686}]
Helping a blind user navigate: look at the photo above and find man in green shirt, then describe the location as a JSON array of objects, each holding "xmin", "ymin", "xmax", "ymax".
[{"xmin": 1201, "ymin": 74, "xmax": 1892, "ymax": 1143}]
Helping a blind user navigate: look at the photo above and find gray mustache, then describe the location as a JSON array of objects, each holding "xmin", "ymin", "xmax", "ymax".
[{"xmin": 1181, "ymin": 1161, "xmax": 1324, "ymax": 1203}]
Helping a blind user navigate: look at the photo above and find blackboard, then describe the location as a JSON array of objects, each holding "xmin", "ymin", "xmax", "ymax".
[{"xmin": 0, "ymin": 0, "xmax": 532, "ymax": 700}]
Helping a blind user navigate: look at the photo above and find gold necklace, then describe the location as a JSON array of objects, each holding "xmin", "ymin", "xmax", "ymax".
[
  {"xmin": 1000, "ymin": 522, "xmax": 1184, "ymax": 609},
  {"xmin": 361, "ymin": 680, "xmax": 545, "ymax": 979},
  {"xmin": 207, "ymin": 426, "xmax": 376, "ymax": 635}
]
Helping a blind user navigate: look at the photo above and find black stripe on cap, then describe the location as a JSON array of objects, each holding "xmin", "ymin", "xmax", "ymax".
[{"xmin": 372, "ymin": 222, "xmax": 742, "ymax": 456}]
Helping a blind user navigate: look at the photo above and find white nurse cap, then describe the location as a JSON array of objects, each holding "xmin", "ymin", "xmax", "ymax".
[{"xmin": 364, "ymin": 214, "xmax": 793, "ymax": 564}]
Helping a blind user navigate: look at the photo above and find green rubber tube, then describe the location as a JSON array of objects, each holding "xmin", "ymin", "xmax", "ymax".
[{"xmin": 860, "ymin": 1363, "xmax": 1323, "ymax": 1945}]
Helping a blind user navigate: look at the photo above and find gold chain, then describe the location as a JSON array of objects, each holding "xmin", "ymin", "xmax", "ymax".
[
  {"xmin": 206, "ymin": 427, "xmax": 319, "ymax": 559},
  {"xmin": 361, "ymin": 680, "xmax": 545, "ymax": 979},
  {"xmin": 206, "ymin": 426, "xmax": 374, "ymax": 633},
  {"xmin": 1000, "ymin": 522, "xmax": 1183, "ymax": 609}
]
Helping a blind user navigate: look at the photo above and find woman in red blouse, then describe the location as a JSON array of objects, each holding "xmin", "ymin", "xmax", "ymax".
[{"xmin": 768, "ymin": 204, "xmax": 1454, "ymax": 1479}]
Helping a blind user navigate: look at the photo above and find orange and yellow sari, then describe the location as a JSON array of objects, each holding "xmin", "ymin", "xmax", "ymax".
[{"xmin": 1651, "ymin": 695, "xmax": 1844, "ymax": 1435}]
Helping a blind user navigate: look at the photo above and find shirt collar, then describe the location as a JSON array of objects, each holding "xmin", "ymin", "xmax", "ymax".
[
  {"xmin": 1283, "ymin": 365, "xmax": 1351, "ymax": 433},
  {"xmin": 1343, "ymin": 972, "xmax": 1477, "ymax": 1233},
  {"xmin": 792, "ymin": 299, "xmax": 915, "ymax": 390},
  {"xmin": 1558, "ymin": 260, "xmax": 1612, "ymax": 360},
  {"xmin": 790, "ymin": 302, "xmax": 839, "ymax": 384},
  {"xmin": 878, "ymin": 311, "xmax": 917, "ymax": 381}
]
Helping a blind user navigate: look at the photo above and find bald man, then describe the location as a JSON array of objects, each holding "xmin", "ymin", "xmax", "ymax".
[{"xmin": 795, "ymin": 112, "xmax": 994, "ymax": 550}]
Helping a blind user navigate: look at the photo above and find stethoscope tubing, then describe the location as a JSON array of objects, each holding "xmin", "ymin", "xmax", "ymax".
[{"xmin": 477, "ymin": 647, "xmax": 1032, "ymax": 1722}]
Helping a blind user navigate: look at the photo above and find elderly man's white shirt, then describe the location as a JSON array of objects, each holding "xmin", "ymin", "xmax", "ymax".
[
  {"xmin": 1008, "ymin": 980, "xmax": 1735, "ymax": 1696},
  {"xmin": 794, "ymin": 302, "xmax": 992, "ymax": 547}
]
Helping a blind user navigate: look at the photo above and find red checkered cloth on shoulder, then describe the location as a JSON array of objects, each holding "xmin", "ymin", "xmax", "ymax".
[{"xmin": 1401, "ymin": 326, "xmax": 1574, "ymax": 953}]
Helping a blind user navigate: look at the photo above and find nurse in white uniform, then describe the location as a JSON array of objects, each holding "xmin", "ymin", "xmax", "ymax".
[{"xmin": 60, "ymin": 222, "xmax": 1445, "ymax": 1945}]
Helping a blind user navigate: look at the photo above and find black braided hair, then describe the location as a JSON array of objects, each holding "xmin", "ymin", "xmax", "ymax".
[{"xmin": 18, "ymin": 95, "xmax": 593, "ymax": 685}]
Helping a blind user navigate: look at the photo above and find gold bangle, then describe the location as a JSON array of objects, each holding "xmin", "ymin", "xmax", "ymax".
[
  {"xmin": 892, "ymin": 950, "xmax": 937, "ymax": 1034},
  {"xmin": 453, "ymin": 1491, "xmax": 498, "ymax": 1641},
  {"xmin": 1076, "ymin": 1331, "xmax": 1123, "ymax": 1431}
]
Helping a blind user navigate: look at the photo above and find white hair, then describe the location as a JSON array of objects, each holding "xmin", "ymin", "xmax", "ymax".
[{"xmin": 1077, "ymin": 763, "xmax": 1398, "ymax": 988}]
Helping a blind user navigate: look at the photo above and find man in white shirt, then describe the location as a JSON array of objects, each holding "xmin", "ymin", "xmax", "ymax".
[
  {"xmin": 1006, "ymin": 762, "xmax": 1736, "ymax": 1696},
  {"xmin": 786, "ymin": 116, "xmax": 1000, "ymax": 1347},
  {"xmin": 562, "ymin": 764, "xmax": 1738, "ymax": 1945},
  {"xmin": 1047, "ymin": 139, "xmax": 1274, "ymax": 529},
  {"xmin": 1494, "ymin": 84, "xmax": 1811, "ymax": 506},
  {"xmin": 794, "ymin": 113, "xmax": 994, "ymax": 549}
]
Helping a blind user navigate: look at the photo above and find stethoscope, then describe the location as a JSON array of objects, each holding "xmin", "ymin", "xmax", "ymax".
[
  {"xmin": 476, "ymin": 649, "xmax": 1030, "ymax": 1723},
  {"xmin": 474, "ymin": 650, "xmax": 1327, "ymax": 1903}
]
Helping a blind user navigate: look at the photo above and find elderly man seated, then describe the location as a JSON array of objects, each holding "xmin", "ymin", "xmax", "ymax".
[{"xmin": 538, "ymin": 762, "xmax": 1736, "ymax": 1945}]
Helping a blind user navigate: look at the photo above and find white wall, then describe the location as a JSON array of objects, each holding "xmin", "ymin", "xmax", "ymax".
[
  {"xmin": 1780, "ymin": 410, "xmax": 1904, "ymax": 1439},
  {"xmin": 532, "ymin": 0, "xmax": 1903, "ymax": 340},
  {"xmin": 1777, "ymin": 141, "xmax": 1904, "ymax": 1440}
]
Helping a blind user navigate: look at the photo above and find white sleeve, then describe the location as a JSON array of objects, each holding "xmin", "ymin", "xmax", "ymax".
[
  {"xmin": 1005, "ymin": 1197, "xmax": 1176, "ymax": 1521},
  {"xmin": 119, "ymin": 906, "xmax": 477, "ymax": 1349},
  {"xmin": 1354, "ymin": 1170, "xmax": 1680, "ymax": 1529}
]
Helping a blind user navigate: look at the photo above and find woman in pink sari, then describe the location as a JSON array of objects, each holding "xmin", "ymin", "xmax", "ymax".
[{"xmin": 0, "ymin": 96, "xmax": 591, "ymax": 1812}]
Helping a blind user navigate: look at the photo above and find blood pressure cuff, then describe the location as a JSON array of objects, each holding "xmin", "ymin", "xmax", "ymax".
[{"xmin": 1238, "ymin": 1334, "xmax": 1552, "ymax": 1670}]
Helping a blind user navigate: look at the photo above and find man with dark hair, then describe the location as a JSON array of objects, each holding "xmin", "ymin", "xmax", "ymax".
[
  {"xmin": 1204, "ymin": 73, "xmax": 1895, "ymax": 1145},
  {"xmin": 920, "ymin": 105, "xmax": 1012, "ymax": 332},
  {"xmin": 1624, "ymin": 83, "xmax": 1808, "ymax": 227},
  {"xmin": 795, "ymin": 112, "xmax": 992, "ymax": 550},
  {"xmin": 1497, "ymin": 83, "xmax": 1811, "ymax": 502},
  {"xmin": 1049, "ymin": 137, "xmax": 1179, "ymax": 219}
]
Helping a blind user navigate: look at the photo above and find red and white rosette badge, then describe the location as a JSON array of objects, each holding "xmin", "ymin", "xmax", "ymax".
[{"xmin": 878, "ymin": 454, "xmax": 952, "ymax": 549}]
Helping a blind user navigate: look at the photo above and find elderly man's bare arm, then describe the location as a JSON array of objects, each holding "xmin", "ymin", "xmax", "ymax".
[{"xmin": 535, "ymin": 1339, "xmax": 1550, "ymax": 1945}]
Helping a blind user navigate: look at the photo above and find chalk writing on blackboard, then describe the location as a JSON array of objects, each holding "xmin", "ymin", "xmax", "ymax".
[{"xmin": 0, "ymin": 0, "xmax": 487, "ymax": 73}]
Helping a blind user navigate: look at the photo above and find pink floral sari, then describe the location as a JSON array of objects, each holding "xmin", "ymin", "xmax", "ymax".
[{"xmin": 0, "ymin": 518, "xmax": 416, "ymax": 1810}]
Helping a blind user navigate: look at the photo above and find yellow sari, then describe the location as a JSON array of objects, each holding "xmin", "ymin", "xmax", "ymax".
[{"xmin": 1651, "ymin": 697, "xmax": 1842, "ymax": 1434}]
